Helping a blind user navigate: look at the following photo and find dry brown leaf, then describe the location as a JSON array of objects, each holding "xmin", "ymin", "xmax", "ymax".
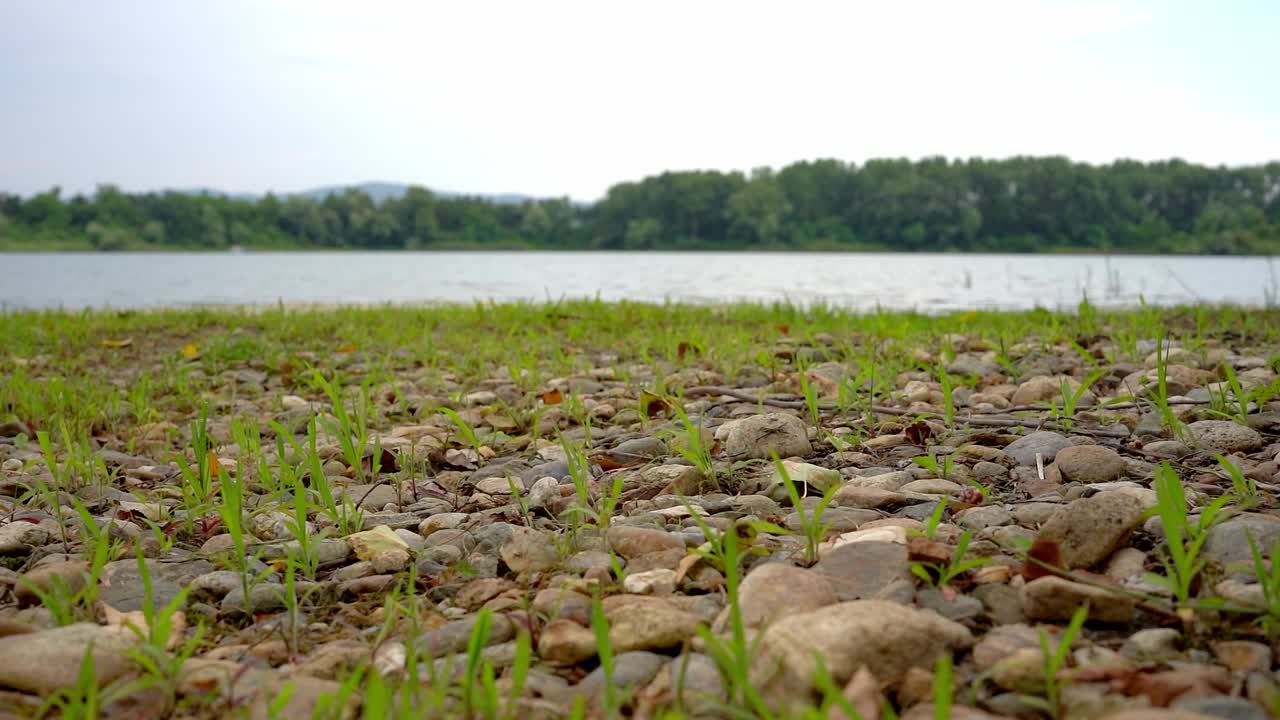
[
  {"xmin": 1021, "ymin": 538, "xmax": 1065, "ymax": 581},
  {"xmin": 592, "ymin": 455, "xmax": 627, "ymax": 471},
  {"xmin": 640, "ymin": 390, "xmax": 672, "ymax": 418},
  {"xmin": 907, "ymin": 536, "xmax": 953, "ymax": 566},
  {"xmin": 677, "ymin": 341, "xmax": 700, "ymax": 359},
  {"xmin": 672, "ymin": 553, "xmax": 703, "ymax": 585},
  {"xmin": 904, "ymin": 420, "xmax": 934, "ymax": 446},
  {"xmin": 441, "ymin": 448, "xmax": 479, "ymax": 469}
]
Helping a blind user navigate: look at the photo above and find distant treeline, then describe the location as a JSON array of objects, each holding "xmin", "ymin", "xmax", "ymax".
[{"xmin": 3, "ymin": 157, "xmax": 1280, "ymax": 253}]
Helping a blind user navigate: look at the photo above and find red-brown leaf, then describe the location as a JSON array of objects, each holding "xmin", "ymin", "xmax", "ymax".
[{"xmin": 1021, "ymin": 538, "xmax": 1066, "ymax": 581}]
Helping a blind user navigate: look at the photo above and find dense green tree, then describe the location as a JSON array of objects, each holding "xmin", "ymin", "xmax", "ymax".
[{"xmin": 3, "ymin": 157, "xmax": 1279, "ymax": 253}]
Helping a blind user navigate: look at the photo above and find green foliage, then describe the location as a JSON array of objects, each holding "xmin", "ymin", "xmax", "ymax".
[
  {"xmin": 1145, "ymin": 462, "xmax": 1232, "ymax": 605},
  {"xmin": 7, "ymin": 157, "xmax": 1280, "ymax": 253},
  {"xmin": 909, "ymin": 530, "xmax": 993, "ymax": 587},
  {"xmin": 911, "ymin": 452, "xmax": 955, "ymax": 480},
  {"xmin": 1024, "ymin": 603, "xmax": 1089, "ymax": 719},
  {"xmin": 773, "ymin": 453, "xmax": 838, "ymax": 566},
  {"xmin": 667, "ymin": 404, "xmax": 716, "ymax": 484}
]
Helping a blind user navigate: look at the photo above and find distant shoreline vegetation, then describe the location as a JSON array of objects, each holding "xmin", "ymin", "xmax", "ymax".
[{"xmin": 2, "ymin": 156, "xmax": 1279, "ymax": 254}]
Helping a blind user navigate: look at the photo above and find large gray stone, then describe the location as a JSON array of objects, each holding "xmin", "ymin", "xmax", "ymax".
[
  {"xmin": 811, "ymin": 541, "xmax": 913, "ymax": 601},
  {"xmin": 1054, "ymin": 445, "xmax": 1127, "ymax": 484},
  {"xmin": 1003, "ymin": 431, "xmax": 1072, "ymax": 466},
  {"xmin": 713, "ymin": 562, "xmax": 837, "ymax": 631},
  {"xmin": 717, "ymin": 413, "xmax": 812, "ymax": 460},
  {"xmin": 1205, "ymin": 515, "xmax": 1280, "ymax": 567},
  {"xmin": 1035, "ymin": 491, "xmax": 1147, "ymax": 569},
  {"xmin": 573, "ymin": 651, "xmax": 669, "ymax": 705},
  {"xmin": 0, "ymin": 623, "xmax": 139, "ymax": 693},
  {"xmin": 751, "ymin": 600, "xmax": 973, "ymax": 708},
  {"xmin": 1188, "ymin": 420, "xmax": 1263, "ymax": 453},
  {"xmin": 1021, "ymin": 576, "xmax": 1135, "ymax": 623},
  {"xmin": 100, "ymin": 557, "xmax": 215, "ymax": 612}
]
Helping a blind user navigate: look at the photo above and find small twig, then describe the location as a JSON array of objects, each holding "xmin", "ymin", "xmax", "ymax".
[
  {"xmin": 1018, "ymin": 553, "xmax": 1254, "ymax": 623},
  {"xmin": 999, "ymin": 398, "xmax": 1212, "ymax": 414},
  {"xmin": 681, "ymin": 386, "xmax": 1131, "ymax": 438}
]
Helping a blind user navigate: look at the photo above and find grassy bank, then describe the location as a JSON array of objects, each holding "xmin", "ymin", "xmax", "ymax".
[{"xmin": 1, "ymin": 301, "xmax": 1279, "ymax": 718}]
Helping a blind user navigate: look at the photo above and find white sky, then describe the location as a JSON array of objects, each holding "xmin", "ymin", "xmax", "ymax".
[{"xmin": 2, "ymin": 0, "xmax": 1278, "ymax": 200}]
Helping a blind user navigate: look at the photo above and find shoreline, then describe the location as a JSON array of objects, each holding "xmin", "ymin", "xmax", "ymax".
[{"xmin": 0, "ymin": 302, "xmax": 1278, "ymax": 717}]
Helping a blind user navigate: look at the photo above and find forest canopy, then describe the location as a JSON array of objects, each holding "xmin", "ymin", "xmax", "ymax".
[{"xmin": 2, "ymin": 156, "xmax": 1279, "ymax": 254}]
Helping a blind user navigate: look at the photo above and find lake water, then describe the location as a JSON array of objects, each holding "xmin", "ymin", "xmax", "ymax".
[{"xmin": 1, "ymin": 251, "xmax": 1276, "ymax": 312}]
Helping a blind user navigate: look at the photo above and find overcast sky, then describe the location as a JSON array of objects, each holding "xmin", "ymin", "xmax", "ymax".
[{"xmin": 2, "ymin": 0, "xmax": 1278, "ymax": 200}]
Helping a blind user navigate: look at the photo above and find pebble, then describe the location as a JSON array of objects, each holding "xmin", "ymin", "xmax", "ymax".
[
  {"xmin": 420, "ymin": 613, "xmax": 515, "ymax": 656},
  {"xmin": 1213, "ymin": 640, "xmax": 1272, "ymax": 673},
  {"xmin": 0, "ymin": 623, "xmax": 139, "ymax": 693},
  {"xmin": 1171, "ymin": 696, "xmax": 1269, "ymax": 720},
  {"xmin": 750, "ymin": 600, "xmax": 973, "ymax": 707},
  {"xmin": 1034, "ymin": 491, "xmax": 1147, "ymax": 569},
  {"xmin": 716, "ymin": 413, "xmax": 812, "ymax": 460},
  {"xmin": 713, "ymin": 563, "xmax": 837, "ymax": 631},
  {"xmin": 1003, "ymin": 431, "xmax": 1072, "ymax": 466},
  {"xmin": 812, "ymin": 541, "xmax": 912, "ymax": 601},
  {"xmin": 1187, "ymin": 420, "xmax": 1264, "ymax": 453},
  {"xmin": 0, "ymin": 523, "xmax": 48, "ymax": 554},
  {"xmin": 1121, "ymin": 628, "xmax": 1182, "ymax": 660},
  {"xmin": 1206, "ymin": 515, "xmax": 1280, "ymax": 567},
  {"xmin": 1021, "ymin": 576, "xmax": 1135, "ymax": 623},
  {"xmin": 604, "ymin": 595, "xmax": 701, "ymax": 653},
  {"xmin": 573, "ymin": 651, "xmax": 669, "ymax": 706},
  {"xmin": 14, "ymin": 560, "xmax": 88, "ymax": 606},
  {"xmin": 607, "ymin": 525, "xmax": 684, "ymax": 559},
  {"xmin": 955, "ymin": 505, "xmax": 1013, "ymax": 530},
  {"xmin": 220, "ymin": 583, "xmax": 288, "ymax": 617},
  {"xmin": 1054, "ymin": 444, "xmax": 1127, "ymax": 483},
  {"xmin": 499, "ymin": 525, "xmax": 559, "ymax": 574},
  {"xmin": 537, "ymin": 619, "xmax": 597, "ymax": 665},
  {"xmin": 418, "ymin": 513, "xmax": 469, "ymax": 536},
  {"xmin": 623, "ymin": 568, "xmax": 677, "ymax": 595},
  {"xmin": 190, "ymin": 570, "xmax": 245, "ymax": 600}
]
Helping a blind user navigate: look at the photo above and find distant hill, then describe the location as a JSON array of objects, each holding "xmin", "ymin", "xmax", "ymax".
[{"xmin": 177, "ymin": 182, "xmax": 539, "ymax": 205}]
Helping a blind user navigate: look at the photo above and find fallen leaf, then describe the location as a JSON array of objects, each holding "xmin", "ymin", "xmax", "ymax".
[
  {"xmin": 640, "ymin": 390, "xmax": 672, "ymax": 418},
  {"xmin": 1022, "ymin": 538, "xmax": 1065, "ymax": 581},
  {"xmin": 592, "ymin": 455, "xmax": 627, "ymax": 471},
  {"xmin": 904, "ymin": 421, "xmax": 934, "ymax": 446},
  {"xmin": 433, "ymin": 447, "xmax": 478, "ymax": 470},
  {"xmin": 672, "ymin": 553, "xmax": 703, "ymax": 585},
  {"xmin": 677, "ymin": 341, "xmax": 701, "ymax": 359},
  {"xmin": 100, "ymin": 338, "xmax": 133, "ymax": 348},
  {"xmin": 907, "ymin": 536, "xmax": 953, "ymax": 566},
  {"xmin": 540, "ymin": 388, "xmax": 563, "ymax": 405}
]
